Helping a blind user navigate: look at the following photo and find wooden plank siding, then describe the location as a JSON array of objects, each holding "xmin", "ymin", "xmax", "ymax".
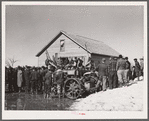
[{"xmin": 38, "ymin": 34, "xmax": 90, "ymax": 67}]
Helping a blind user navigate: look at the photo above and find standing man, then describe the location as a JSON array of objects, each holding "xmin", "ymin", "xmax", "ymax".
[
  {"xmin": 108, "ymin": 57, "xmax": 117, "ymax": 89},
  {"xmin": 131, "ymin": 66, "xmax": 136, "ymax": 80},
  {"xmin": 53, "ymin": 66, "xmax": 64, "ymax": 98},
  {"xmin": 134, "ymin": 58, "xmax": 141, "ymax": 81},
  {"xmin": 140, "ymin": 58, "xmax": 144, "ymax": 77},
  {"xmin": 17, "ymin": 66, "xmax": 23, "ymax": 93},
  {"xmin": 44, "ymin": 65, "xmax": 53, "ymax": 99},
  {"xmin": 5, "ymin": 67, "xmax": 9, "ymax": 92},
  {"xmin": 124, "ymin": 57, "xmax": 131, "ymax": 84},
  {"xmin": 95, "ymin": 58, "xmax": 108, "ymax": 91},
  {"xmin": 12, "ymin": 68, "xmax": 18, "ymax": 92},
  {"xmin": 24, "ymin": 66, "xmax": 30, "ymax": 94},
  {"xmin": 40, "ymin": 66, "xmax": 46, "ymax": 94},
  {"xmin": 116, "ymin": 55, "xmax": 126, "ymax": 87},
  {"xmin": 30, "ymin": 67, "xmax": 38, "ymax": 94},
  {"xmin": 8, "ymin": 67, "xmax": 13, "ymax": 92},
  {"xmin": 77, "ymin": 58, "xmax": 84, "ymax": 78}
]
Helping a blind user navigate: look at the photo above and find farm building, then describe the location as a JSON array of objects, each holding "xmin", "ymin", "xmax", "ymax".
[{"xmin": 36, "ymin": 31, "xmax": 120, "ymax": 67}]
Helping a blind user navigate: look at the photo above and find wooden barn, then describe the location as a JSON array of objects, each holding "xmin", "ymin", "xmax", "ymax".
[{"xmin": 36, "ymin": 31, "xmax": 120, "ymax": 67}]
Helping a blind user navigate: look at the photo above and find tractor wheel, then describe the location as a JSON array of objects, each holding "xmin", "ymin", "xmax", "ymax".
[{"xmin": 64, "ymin": 78, "xmax": 81, "ymax": 100}]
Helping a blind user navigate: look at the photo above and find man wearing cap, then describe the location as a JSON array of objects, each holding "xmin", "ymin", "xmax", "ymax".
[
  {"xmin": 30, "ymin": 67, "xmax": 38, "ymax": 94},
  {"xmin": 124, "ymin": 57, "xmax": 131, "ymax": 84},
  {"xmin": 116, "ymin": 55, "xmax": 127, "ymax": 87},
  {"xmin": 140, "ymin": 58, "xmax": 144, "ymax": 77},
  {"xmin": 24, "ymin": 66, "xmax": 30, "ymax": 94},
  {"xmin": 108, "ymin": 57, "xmax": 117, "ymax": 89},
  {"xmin": 17, "ymin": 66, "xmax": 23, "ymax": 93},
  {"xmin": 134, "ymin": 58, "xmax": 141, "ymax": 81},
  {"xmin": 44, "ymin": 65, "xmax": 53, "ymax": 99},
  {"xmin": 95, "ymin": 58, "xmax": 108, "ymax": 91},
  {"xmin": 77, "ymin": 58, "xmax": 84, "ymax": 78},
  {"xmin": 53, "ymin": 66, "xmax": 64, "ymax": 98}
]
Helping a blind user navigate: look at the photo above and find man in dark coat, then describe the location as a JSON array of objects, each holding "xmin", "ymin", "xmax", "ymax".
[
  {"xmin": 37, "ymin": 67, "xmax": 42, "ymax": 92},
  {"xmin": 95, "ymin": 58, "xmax": 108, "ymax": 91},
  {"xmin": 125, "ymin": 57, "xmax": 131, "ymax": 84},
  {"xmin": 5, "ymin": 67, "xmax": 9, "ymax": 92},
  {"xmin": 53, "ymin": 67, "xmax": 64, "ymax": 98},
  {"xmin": 24, "ymin": 66, "xmax": 30, "ymax": 94},
  {"xmin": 8, "ymin": 67, "xmax": 13, "ymax": 92},
  {"xmin": 44, "ymin": 66, "xmax": 53, "ymax": 99},
  {"xmin": 11, "ymin": 68, "xmax": 18, "ymax": 92},
  {"xmin": 134, "ymin": 58, "xmax": 141, "ymax": 81},
  {"xmin": 77, "ymin": 58, "xmax": 84, "ymax": 78},
  {"xmin": 30, "ymin": 67, "xmax": 38, "ymax": 94},
  {"xmin": 40, "ymin": 66, "xmax": 46, "ymax": 93},
  {"xmin": 140, "ymin": 58, "xmax": 144, "ymax": 77},
  {"xmin": 108, "ymin": 57, "xmax": 117, "ymax": 89},
  {"xmin": 131, "ymin": 66, "xmax": 136, "ymax": 80}
]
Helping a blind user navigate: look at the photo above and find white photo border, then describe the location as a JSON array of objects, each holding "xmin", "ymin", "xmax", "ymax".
[{"xmin": 2, "ymin": 1, "xmax": 148, "ymax": 119}]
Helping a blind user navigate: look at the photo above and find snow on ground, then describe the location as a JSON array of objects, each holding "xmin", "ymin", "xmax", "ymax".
[{"xmin": 69, "ymin": 77, "xmax": 144, "ymax": 111}]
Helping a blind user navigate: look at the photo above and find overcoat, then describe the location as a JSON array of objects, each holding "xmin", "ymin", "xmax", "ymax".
[{"xmin": 17, "ymin": 70, "xmax": 23, "ymax": 87}]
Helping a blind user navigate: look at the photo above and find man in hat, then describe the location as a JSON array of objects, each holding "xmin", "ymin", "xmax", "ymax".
[
  {"xmin": 53, "ymin": 66, "xmax": 64, "ymax": 98},
  {"xmin": 140, "ymin": 57, "xmax": 144, "ymax": 77},
  {"xmin": 17, "ymin": 66, "xmax": 23, "ymax": 93},
  {"xmin": 24, "ymin": 66, "xmax": 30, "ymax": 94},
  {"xmin": 116, "ymin": 55, "xmax": 127, "ymax": 87},
  {"xmin": 134, "ymin": 58, "xmax": 141, "ymax": 81},
  {"xmin": 77, "ymin": 58, "xmax": 84, "ymax": 78},
  {"xmin": 30, "ymin": 66, "xmax": 38, "ymax": 94},
  {"xmin": 108, "ymin": 57, "xmax": 117, "ymax": 89},
  {"xmin": 44, "ymin": 65, "xmax": 53, "ymax": 99},
  {"xmin": 40, "ymin": 66, "xmax": 46, "ymax": 93},
  {"xmin": 8, "ymin": 66, "xmax": 13, "ymax": 92},
  {"xmin": 124, "ymin": 57, "xmax": 131, "ymax": 84},
  {"xmin": 95, "ymin": 58, "xmax": 108, "ymax": 91}
]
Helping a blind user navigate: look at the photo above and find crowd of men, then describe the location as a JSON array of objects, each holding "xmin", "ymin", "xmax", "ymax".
[{"xmin": 5, "ymin": 54, "xmax": 144, "ymax": 99}]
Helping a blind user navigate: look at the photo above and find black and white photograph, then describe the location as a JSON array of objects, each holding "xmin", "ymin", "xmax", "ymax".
[{"xmin": 2, "ymin": 1, "xmax": 147, "ymax": 119}]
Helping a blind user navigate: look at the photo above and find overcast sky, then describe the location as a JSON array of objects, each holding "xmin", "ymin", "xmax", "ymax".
[{"xmin": 5, "ymin": 5, "xmax": 144, "ymax": 67}]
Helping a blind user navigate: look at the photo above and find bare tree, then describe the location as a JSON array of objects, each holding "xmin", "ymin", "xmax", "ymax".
[
  {"xmin": 5, "ymin": 60, "xmax": 11, "ymax": 67},
  {"xmin": 6, "ymin": 56, "xmax": 18, "ymax": 67}
]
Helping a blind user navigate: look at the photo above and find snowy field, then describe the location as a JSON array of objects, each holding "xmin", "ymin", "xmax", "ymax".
[{"xmin": 69, "ymin": 77, "xmax": 144, "ymax": 111}]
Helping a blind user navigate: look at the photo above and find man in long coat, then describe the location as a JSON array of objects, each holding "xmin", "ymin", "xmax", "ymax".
[
  {"xmin": 140, "ymin": 58, "xmax": 144, "ymax": 77},
  {"xmin": 108, "ymin": 57, "xmax": 117, "ymax": 89},
  {"xmin": 53, "ymin": 66, "xmax": 64, "ymax": 98},
  {"xmin": 95, "ymin": 58, "xmax": 108, "ymax": 91},
  {"xmin": 12, "ymin": 68, "xmax": 18, "ymax": 92},
  {"xmin": 125, "ymin": 57, "xmax": 131, "ymax": 84},
  {"xmin": 44, "ymin": 66, "xmax": 53, "ymax": 99},
  {"xmin": 134, "ymin": 58, "xmax": 141, "ymax": 81},
  {"xmin": 17, "ymin": 66, "xmax": 23, "ymax": 93},
  {"xmin": 24, "ymin": 66, "xmax": 30, "ymax": 93},
  {"xmin": 8, "ymin": 67, "xmax": 13, "ymax": 92},
  {"xmin": 30, "ymin": 67, "xmax": 38, "ymax": 94}
]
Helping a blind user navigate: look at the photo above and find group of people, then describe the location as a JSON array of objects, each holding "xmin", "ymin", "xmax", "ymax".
[
  {"xmin": 5, "ymin": 66, "xmax": 48, "ymax": 94},
  {"xmin": 5, "ymin": 54, "xmax": 144, "ymax": 99},
  {"xmin": 94, "ymin": 55, "xmax": 144, "ymax": 91}
]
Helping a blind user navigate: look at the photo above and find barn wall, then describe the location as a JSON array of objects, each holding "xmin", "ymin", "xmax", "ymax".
[
  {"xmin": 38, "ymin": 34, "xmax": 90, "ymax": 67},
  {"xmin": 91, "ymin": 54, "xmax": 111, "ymax": 66}
]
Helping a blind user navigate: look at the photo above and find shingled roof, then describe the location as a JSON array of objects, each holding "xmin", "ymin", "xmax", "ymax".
[{"xmin": 36, "ymin": 31, "xmax": 120, "ymax": 57}]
